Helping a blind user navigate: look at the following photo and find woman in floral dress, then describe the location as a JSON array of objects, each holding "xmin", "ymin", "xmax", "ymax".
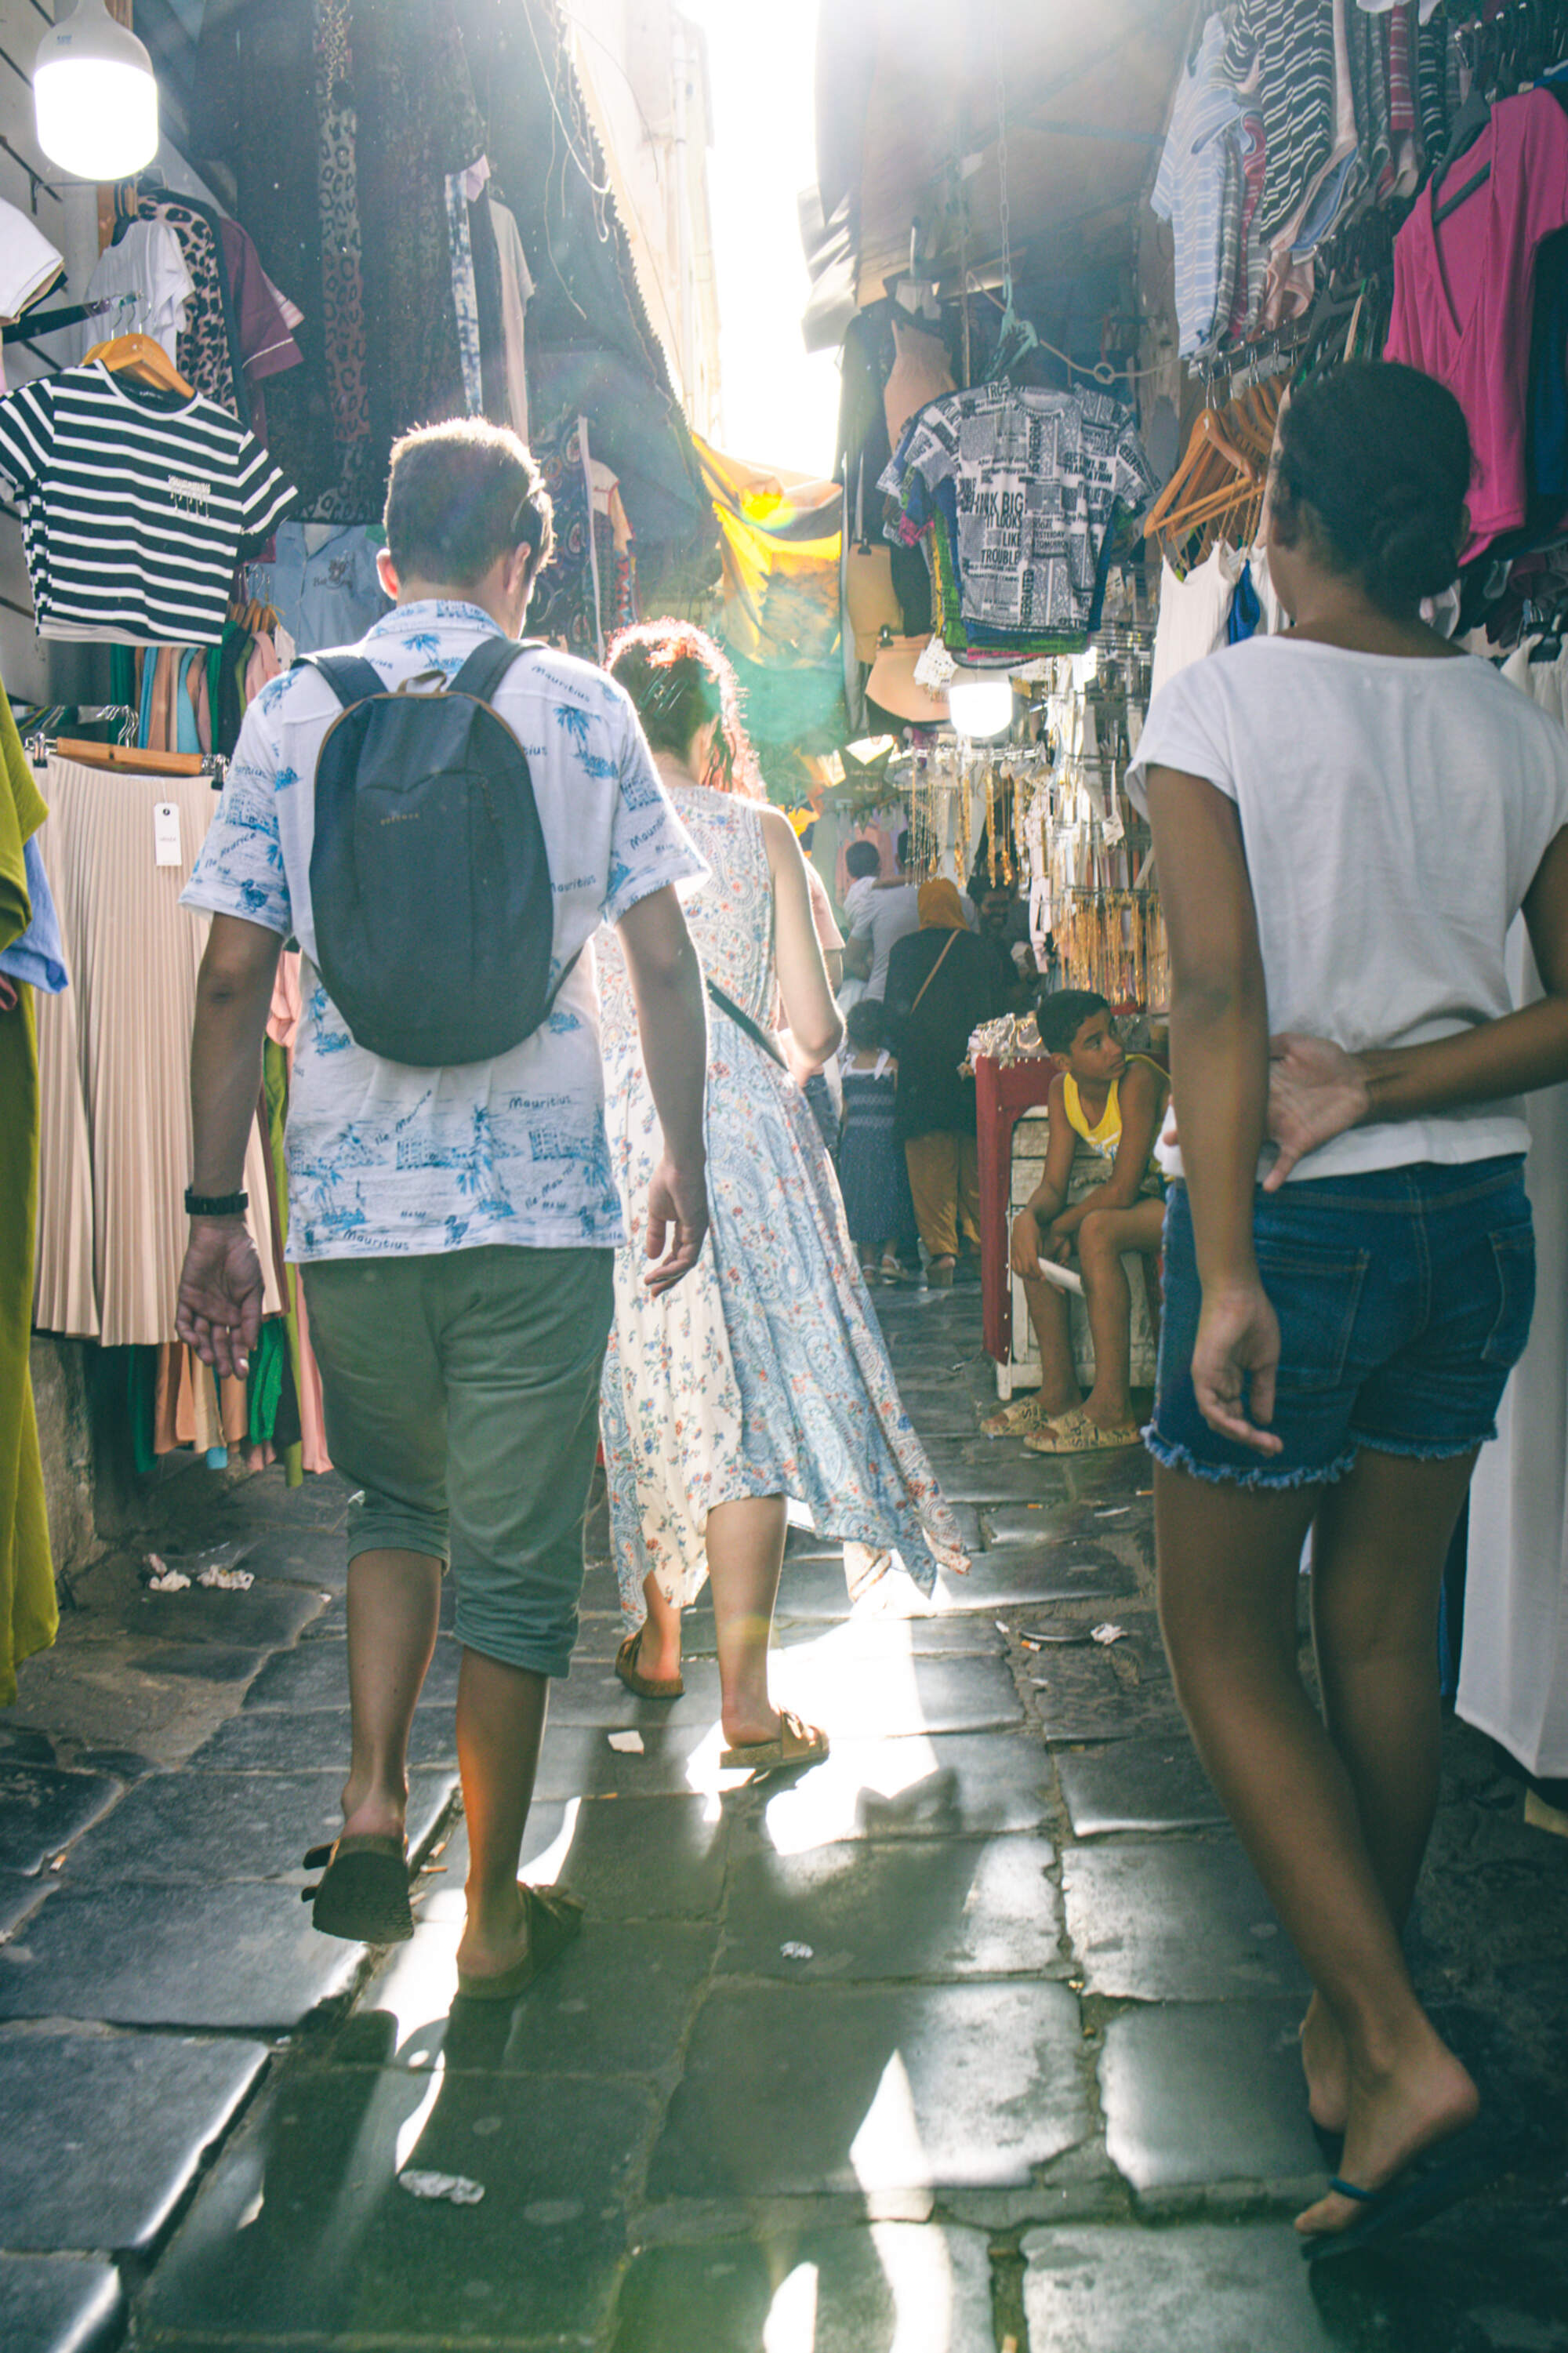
[{"xmin": 597, "ymin": 621, "xmax": 967, "ymax": 1768}]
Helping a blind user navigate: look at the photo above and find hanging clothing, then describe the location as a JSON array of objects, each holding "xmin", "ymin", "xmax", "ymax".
[
  {"xmin": 1225, "ymin": 0, "xmax": 1338, "ymax": 248},
  {"xmin": 138, "ymin": 198, "xmax": 244, "ymax": 420},
  {"xmin": 0, "ymin": 365, "xmax": 294, "ymax": 646},
  {"xmin": 487, "ymin": 195, "xmax": 534, "ymax": 441},
  {"xmin": 1151, "ymin": 14, "xmax": 1247, "ymax": 359},
  {"xmin": 0, "ymin": 196, "xmax": 63, "ymax": 324},
  {"xmin": 880, "ymin": 386, "xmax": 1156, "ymax": 645},
  {"xmin": 0, "ymin": 683, "xmax": 57, "ymax": 1703},
  {"xmin": 71, "ymin": 220, "xmax": 191, "ymax": 365},
  {"xmin": 597, "ymin": 784, "xmax": 966, "ymax": 1621},
  {"xmin": 30, "ymin": 755, "xmax": 285, "ymax": 1346},
  {"xmin": 245, "ymin": 521, "xmax": 390, "ymax": 655},
  {"xmin": 1386, "ymin": 87, "xmax": 1568, "ymax": 561},
  {"xmin": 217, "ymin": 218, "xmax": 304, "ymax": 451},
  {"xmin": 882, "ymin": 313, "xmax": 954, "ymax": 449}
]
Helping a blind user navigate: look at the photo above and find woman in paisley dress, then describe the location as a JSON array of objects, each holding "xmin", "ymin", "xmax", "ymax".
[{"xmin": 597, "ymin": 622, "xmax": 967, "ymax": 1769}]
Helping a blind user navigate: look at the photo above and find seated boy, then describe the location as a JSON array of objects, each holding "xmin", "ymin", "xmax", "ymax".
[{"xmin": 984, "ymin": 989, "xmax": 1168, "ymax": 1452}]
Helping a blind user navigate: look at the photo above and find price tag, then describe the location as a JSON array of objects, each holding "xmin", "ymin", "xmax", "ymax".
[{"xmin": 154, "ymin": 802, "xmax": 182, "ymax": 868}]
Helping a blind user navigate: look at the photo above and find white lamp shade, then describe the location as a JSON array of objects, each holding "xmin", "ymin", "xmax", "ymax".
[
  {"xmin": 947, "ymin": 677, "xmax": 1015, "ymax": 740},
  {"xmin": 34, "ymin": 0, "xmax": 159, "ymax": 182}
]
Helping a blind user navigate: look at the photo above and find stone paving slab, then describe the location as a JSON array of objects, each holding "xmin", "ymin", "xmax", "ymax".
[
  {"xmin": 139, "ymin": 2062, "xmax": 659, "ymax": 2345},
  {"xmin": 80, "ymin": 1578, "xmax": 331, "ymax": 1653},
  {"xmin": 771, "ymin": 1648, "xmax": 1023, "ymax": 1738},
  {"xmin": 610, "ymin": 2220, "xmax": 996, "ymax": 2353},
  {"xmin": 342, "ymin": 1898, "xmax": 715, "ymax": 2079},
  {"xmin": 914, "ymin": 1440, "xmax": 1073, "ymax": 1503},
  {"xmin": 0, "ymin": 1875, "xmax": 53, "ymax": 1939},
  {"xmin": 647, "ymin": 1978, "xmax": 1090, "ymax": 2198},
  {"xmin": 0, "ymin": 1764, "xmax": 122, "ymax": 1878},
  {"xmin": 719, "ymin": 1832, "xmax": 1062, "ymax": 1981},
  {"xmin": 742, "ymin": 1730, "xmax": 1054, "ymax": 1847},
  {"xmin": 982, "ymin": 1498, "xmax": 1152, "ymax": 1549},
  {"xmin": 1028, "ymin": 1646, "xmax": 1185, "ymax": 1745},
  {"xmin": 1098, "ymin": 2000, "xmax": 1323, "ymax": 2195},
  {"xmin": 241, "ymin": 1632, "xmax": 463, "ymax": 1712},
  {"xmin": 191, "ymin": 1705, "xmax": 462, "ymax": 1772},
  {"xmin": 1056, "ymin": 1734, "xmax": 1228, "ymax": 1839},
  {"xmin": 59, "ymin": 1767, "xmax": 456, "ymax": 1885},
  {"xmin": 1022, "ymin": 2221, "xmax": 1385, "ymax": 2351},
  {"xmin": 1062, "ymin": 1838, "xmax": 1308, "ymax": 2002},
  {"xmin": 0, "ymin": 2254, "xmax": 123, "ymax": 2353},
  {"xmin": 0, "ymin": 1879, "xmax": 365, "ymax": 2029},
  {"xmin": 929, "ymin": 1546, "xmax": 1141, "ymax": 1611},
  {"xmin": 0, "ymin": 2028, "xmax": 268, "ymax": 2253}
]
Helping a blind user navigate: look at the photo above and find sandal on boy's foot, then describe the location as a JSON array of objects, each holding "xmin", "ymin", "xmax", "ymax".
[
  {"xmin": 302, "ymin": 1833, "xmax": 415, "ymax": 1944},
  {"xmin": 982, "ymin": 1391, "xmax": 1062, "ymax": 1439},
  {"xmin": 719, "ymin": 1711, "xmax": 829, "ymax": 1773},
  {"xmin": 925, "ymin": 1257, "xmax": 956, "ymax": 1288},
  {"xmin": 615, "ymin": 1628, "xmax": 684, "ymax": 1700},
  {"xmin": 1024, "ymin": 1407, "xmax": 1142, "ymax": 1454},
  {"xmin": 1301, "ymin": 2142, "xmax": 1494, "ymax": 2264},
  {"xmin": 454, "ymin": 1885, "xmax": 585, "ymax": 2003}
]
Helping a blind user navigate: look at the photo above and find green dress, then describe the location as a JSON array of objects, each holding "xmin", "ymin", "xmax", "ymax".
[{"xmin": 0, "ymin": 685, "xmax": 58, "ymax": 1705}]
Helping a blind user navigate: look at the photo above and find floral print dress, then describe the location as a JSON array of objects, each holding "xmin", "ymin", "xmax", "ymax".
[{"xmin": 598, "ymin": 786, "xmax": 967, "ymax": 1625}]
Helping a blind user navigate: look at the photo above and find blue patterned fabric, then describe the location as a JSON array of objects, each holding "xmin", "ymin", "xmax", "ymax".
[
  {"xmin": 181, "ymin": 600, "xmax": 704, "ymax": 1261},
  {"xmin": 598, "ymin": 787, "xmax": 967, "ymax": 1618},
  {"xmin": 1151, "ymin": 13, "xmax": 1246, "ymax": 358}
]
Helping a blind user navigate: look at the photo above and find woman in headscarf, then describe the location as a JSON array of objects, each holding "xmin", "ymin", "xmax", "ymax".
[
  {"xmin": 597, "ymin": 623, "xmax": 967, "ymax": 1763},
  {"xmin": 884, "ymin": 878, "xmax": 1004, "ymax": 1286}
]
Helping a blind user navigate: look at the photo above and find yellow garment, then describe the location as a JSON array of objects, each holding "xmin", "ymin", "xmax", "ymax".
[
  {"xmin": 693, "ymin": 435, "xmax": 842, "ymax": 669},
  {"xmin": 917, "ymin": 877, "xmax": 967, "ymax": 931},
  {"xmin": 1062, "ymin": 1057, "xmax": 1167, "ymax": 1193},
  {"xmin": 0, "ymin": 683, "xmax": 58, "ymax": 1705}
]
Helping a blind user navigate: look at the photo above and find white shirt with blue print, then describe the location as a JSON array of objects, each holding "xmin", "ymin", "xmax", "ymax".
[{"xmin": 181, "ymin": 601, "xmax": 706, "ymax": 1261}]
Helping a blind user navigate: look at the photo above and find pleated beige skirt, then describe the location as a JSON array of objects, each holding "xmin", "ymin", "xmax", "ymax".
[{"xmin": 31, "ymin": 755, "xmax": 282, "ymax": 1347}]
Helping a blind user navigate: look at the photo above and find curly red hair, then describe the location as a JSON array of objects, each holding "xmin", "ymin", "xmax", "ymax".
[{"xmin": 607, "ymin": 619, "xmax": 765, "ymax": 800}]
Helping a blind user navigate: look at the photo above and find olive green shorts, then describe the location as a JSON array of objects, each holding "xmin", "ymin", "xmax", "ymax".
[{"xmin": 301, "ymin": 1246, "xmax": 614, "ymax": 1677}]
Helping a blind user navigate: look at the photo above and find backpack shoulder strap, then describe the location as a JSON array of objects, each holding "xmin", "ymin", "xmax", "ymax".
[
  {"xmin": 449, "ymin": 635, "xmax": 544, "ymax": 706},
  {"xmin": 297, "ymin": 653, "xmax": 385, "ymax": 710}
]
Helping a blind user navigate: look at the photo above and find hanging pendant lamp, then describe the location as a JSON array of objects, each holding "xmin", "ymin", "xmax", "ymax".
[{"xmin": 34, "ymin": 0, "xmax": 159, "ymax": 183}]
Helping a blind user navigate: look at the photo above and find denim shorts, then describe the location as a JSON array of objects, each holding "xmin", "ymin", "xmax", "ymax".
[{"xmin": 1147, "ymin": 1158, "xmax": 1536, "ymax": 1491}]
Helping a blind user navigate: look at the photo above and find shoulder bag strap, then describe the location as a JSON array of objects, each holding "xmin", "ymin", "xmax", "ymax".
[
  {"xmin": 299, "ymin": 653, "xmax": 385, "ymax": 709},
  {"xmin": 448, "ymin": 634, "xmax": 546, "ymax": 705},
  {"xmin": 909, "ymin": 926, "xmax": 960, "ymax": 1015},
  {"xmin": 705, "ymin": 977, "xmax": 788, "ymax": 1069}
]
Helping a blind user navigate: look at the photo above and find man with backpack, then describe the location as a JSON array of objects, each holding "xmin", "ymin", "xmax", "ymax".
[{"xmin": 175, "ymin": 419, "xmax": 710, "ymax": 1998}]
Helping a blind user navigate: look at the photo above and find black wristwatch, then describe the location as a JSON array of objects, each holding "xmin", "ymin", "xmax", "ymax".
[{"xmin": 185, "ymin": 1188, "xmax": 249, "ymax": 1218}]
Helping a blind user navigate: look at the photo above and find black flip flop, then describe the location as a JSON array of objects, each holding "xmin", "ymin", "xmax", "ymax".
[
  {"xmin": 1302, "ymin": 2141, "xmax": 1494, "ymax": 2263},
  {"xmin": 302, "ymin": 1833, "xmax": 415, "ymax": 1944}
]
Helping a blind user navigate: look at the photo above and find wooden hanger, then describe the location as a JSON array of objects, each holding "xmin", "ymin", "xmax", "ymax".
[
  {"xmin": 82, "ymin": 332, "xmax": 194, "ymax": 398},
  {"xmin": 55, "ymin": 735, "xmax": 205, "ymax": 777}
]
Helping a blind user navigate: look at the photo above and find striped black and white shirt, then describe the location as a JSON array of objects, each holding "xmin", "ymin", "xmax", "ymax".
[{"xmin": 0, "ymin": 361, "xmax": 295, "ymax": 646}]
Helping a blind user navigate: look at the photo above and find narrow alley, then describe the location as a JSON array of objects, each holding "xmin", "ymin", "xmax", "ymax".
[{"xmin": 2, "ymin": 1280, "xmax": 1564, "ymax": 2353}]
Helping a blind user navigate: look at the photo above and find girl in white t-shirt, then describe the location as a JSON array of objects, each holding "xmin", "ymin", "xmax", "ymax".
[{"xmin": 1131, "ymin": 361, "xmax": 1568, "ymax": 2257}]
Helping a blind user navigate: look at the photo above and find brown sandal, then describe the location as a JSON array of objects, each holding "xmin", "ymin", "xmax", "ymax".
[
  {"xmin": 1024, "ymin": 1407, "xmax": 1142, "ymax": 1454},
  {"xmin": 615, "ymin": 1628, "xmax": 684, "ymax": 1700},
  {"xmin": 454, "ymin": 1884, "xmax": 585, "ymax": 2003},
  {"xmin": 719, "ymin": 1710, "xmax": 829, "ymax": 1773}
]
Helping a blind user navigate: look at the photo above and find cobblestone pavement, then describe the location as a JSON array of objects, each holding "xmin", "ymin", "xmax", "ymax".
[{"xmin": 2, "ymin": 1284, "xmax": 1566, "ymax": 2351}]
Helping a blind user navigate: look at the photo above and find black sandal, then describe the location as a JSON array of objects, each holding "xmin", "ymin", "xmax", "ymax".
[
  {"xmin": 454, "ymin": 1885, "xmax": 585, "ymax": 2002},
  {"xmin": 302, "ymin": 1832, "xmax": 416, "ymax": 1944}
]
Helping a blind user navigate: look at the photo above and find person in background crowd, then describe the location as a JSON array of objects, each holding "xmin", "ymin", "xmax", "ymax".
[
  {"xmin": 837, "ymin": 997, "xmax": 918, "ymax": 1284},
  {"xmin": 844, "ymin": 830, "xmax": 975, "ymax": 1000},
  {"xmin": 971, "ymin": 873, "xmax": 1036, "ymax": 1011},
  {"xmin": 987, "ymin": 989, "xmax": 1167, "ymax": 1449},
  {"xmin": 598, "ymin": 622, "xmax": 967, "ymax": 1749},
  {"xmin": 174, "ymin": 419, "xmax": 710, "ymax": 2000},
  {"xmin": 884, "ymin": 877, "xmax": 1000, "ymax": 1284},
  {"xmin": 1131, "ymin": 361, "xmax": 1568, "ymax": 2255}
]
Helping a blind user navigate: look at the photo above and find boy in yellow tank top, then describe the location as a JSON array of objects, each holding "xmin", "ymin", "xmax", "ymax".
[{"xmin": 985, "ymin": 990, "xmax": 1169, "ymax": 1450}]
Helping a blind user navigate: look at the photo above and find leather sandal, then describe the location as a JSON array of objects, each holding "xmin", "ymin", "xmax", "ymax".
[
  {"xmin": 1024, "ymin": 1407, "xmax": 1142, "ymax": 1454},
  {"xmin": 982, "ymin": 1391, "xmax": 1060, "ymax": 1438},
  {"xmin": 455, "ymin": 1884, "xmax": 585, "ymax": 2003},
  {"xmin": 615, "ymin": 1628, "xmax": 684, "ymax": 1699},
  {"xmin": 302, "ymin": 1832, "xmax": 415, "ymax": 1944},
  {"xmin": 719, "ymin": 1710, "xmax": 829, "ymax": 1773}
]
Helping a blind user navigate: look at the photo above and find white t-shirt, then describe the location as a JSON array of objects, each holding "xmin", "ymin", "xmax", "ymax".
[{"xmin": 1128, "ymin": 636, "xmax": 1568, "ymax": 1181}]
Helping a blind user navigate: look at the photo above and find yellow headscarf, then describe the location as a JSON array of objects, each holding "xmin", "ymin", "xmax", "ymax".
[{"xmin": 917, "ymin": 877, "xmax": 967, "ymax": 931}]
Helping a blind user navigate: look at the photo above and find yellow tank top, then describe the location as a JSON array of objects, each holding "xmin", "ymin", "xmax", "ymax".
[{"xmin": 1062, "ymin": 1058, "xmax": 1166, "ymax": 1189}]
